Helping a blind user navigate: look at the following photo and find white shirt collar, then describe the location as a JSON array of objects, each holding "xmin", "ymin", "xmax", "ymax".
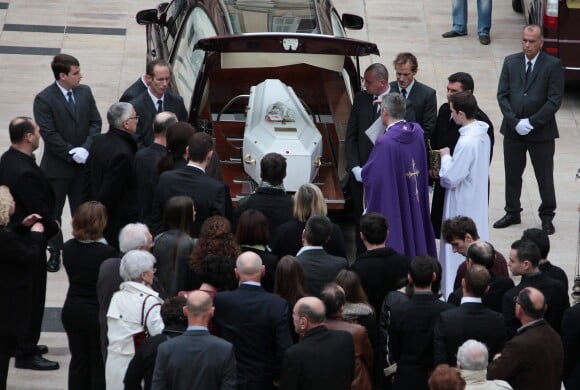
[
  {"xmin": 525, "ymin": 52, "xmax": 540, "ymax": 70},
  {"xmin": 147, "ymin": 88, "xmax": 164, "ymax": 108},
  {"xmin": 296, "ymin": 245, "xmax": 323, "ymax": 256},
  {"xmin": 386, "ymin": 119, "xmax": 406, "ymax": 133},
  {"xmin": 399, "ymin": 79, "xmax": 415, "ymax": 95},
  {"xmin": 55, "ymin": 81, "xmax": 72, "ymax": 99},
  {"xmin": 187, "ymin": 162, "xmax": 205, "ymax": 172},
  {"xmin": 460, "ymin": 297, "xmax": 482, "ymax": 304}
]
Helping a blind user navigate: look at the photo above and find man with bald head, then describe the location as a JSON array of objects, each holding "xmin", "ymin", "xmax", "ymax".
[
  {"xmin": 280, "ymin": 297, "xmax": 355, "ymax": 390},
  {"xmin": 488, "ymin": 287, "xmax": 564, "ymax": 390},
  {"xmin": 152, "ymin": 291, "xmax": 236, "ymax": 390},
  {"xmin": 214, "ymin": 252, "xmax": 293, "ymax": 389}
]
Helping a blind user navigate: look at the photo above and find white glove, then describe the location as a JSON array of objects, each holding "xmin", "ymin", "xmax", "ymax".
[
  {"xmin": 515, "ymin": 118, "xmax": 533, "ymax": 136},
  {"xmin": 352, "ymin": 166, "xmax": 363, "ymax": 183},
  {"xmin": 69, "ymin": 147, "xmax": 89, "ymax": 164}
]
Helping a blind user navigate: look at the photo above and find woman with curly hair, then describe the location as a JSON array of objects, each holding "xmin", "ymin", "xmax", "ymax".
[{"xmin": 188, "ymin": 216, "xmax": 240, "ymax": 290}]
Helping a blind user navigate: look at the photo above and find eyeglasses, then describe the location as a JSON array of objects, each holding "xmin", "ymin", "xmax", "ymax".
[{"xmin": 127, "ymin": 116, "xmax": 139, "ymax": 121}]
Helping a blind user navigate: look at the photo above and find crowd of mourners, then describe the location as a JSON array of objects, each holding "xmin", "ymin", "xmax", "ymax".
[{"xmin": 0, "ymin": 21, "xmax": 578, "ymax": 390}]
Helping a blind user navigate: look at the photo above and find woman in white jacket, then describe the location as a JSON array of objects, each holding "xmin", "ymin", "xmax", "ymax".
[{"xmin": 105, "ymin": 250, "xmax": 164, "ymax": 390}]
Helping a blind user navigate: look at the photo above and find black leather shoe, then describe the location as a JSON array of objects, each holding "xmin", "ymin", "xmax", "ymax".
[
  {"xmin": 15, "ymin": 355, "xmax": 59, "ymax": 370},
  {"xmin": 47, "ymin": 252, "xmax": 60, "ymax": 273},
  {"xmin": 542, "ymin": 219, "xmax": 555, "ymax": 235},
  {"xmin": 36, "ymin": 345, "xmax": 48, "ymax": 355},
  {"xmin": 493, "ymin": 214, "xmax": 521, "ymax": 229}
]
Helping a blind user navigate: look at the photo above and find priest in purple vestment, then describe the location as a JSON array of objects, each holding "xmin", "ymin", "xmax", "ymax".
[{"xmin": 361, "ymin": 93, "xmax": 437, "ymax": 259}]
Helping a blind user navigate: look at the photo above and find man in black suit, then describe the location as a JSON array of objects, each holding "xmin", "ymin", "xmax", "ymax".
[
  {"xmin": 135, "ymin": 112, "xmax": 177, "ymax": 221},
  {"xmin": 33, "ymin": 53, "xmax": 102, "ymax": 272},
  {"xmin": 0, "ymin": 117, "xmax": 60, "ymax": 370},
  {"xmin": 561, "ymin": 301, "xmax": 580, "ymax": 389},
  {"xmin": 130, "ymin": 59, "xmax": 188, "ymax": 147},
  {"xmin": 351, "ymin": 212, "xmax": 410, "ymax": 316},
  {"xmin": 430, "ymin": 72, "xmax": 494, "ymax": 237},
  {"xmin": 119, "ymin": 75, "xmax": 147, "ymax": 103},
  {"xmin": 149, "ymin": 131, "xmax": 232, "ymax": 236},
  {"xmin": 388, "ymin": 256, "xmax": 453, "ymax": 389},
  {"xmin": 234, "ymin": 152, "xmax": 293, "ymax": 236},
  {"xmin": 296, "ymin": 215, "xmax": 348, "ymax": 297},
  {"xmin": 447, "ymin": 240, "xmax": 514, "ymax": 313},
  {"xmin": 280, "ymin": 296, "xmax": 354, "ymax": 390},
  {"xmin": 152, "ymin": 291, "xmax": 236, "ymax": 390},
  {"xmin": 488, "ymin": 287, "xmax": 564, "ymax": 390},
  {"xmin": 502, "ymin": 239, "xmax": 569, "ymax": 338},
  {"xmin": 434, "ymin": 264, "xmax": 506, "ymax": 366},
  {"xmin": 214, "ymin": 251, "xmax": 293, "ymax": 389},
  {"xmin": 85, "ymin": 102, "xmax": 140, "ymax": 249},
  {"xmin": 389, "ymin": 52, "xmax": 437, "ymax": 141},
  {"xmin": 522, "ymin": 228, "xmax": 568, "ymax": 290},
  {"xmin": 345, "ymin": 63, "xmax": 390, "ymax": 253},
  {"xmin": 494, "ymin": 24, "xmax": 565, "ymax": 235}
]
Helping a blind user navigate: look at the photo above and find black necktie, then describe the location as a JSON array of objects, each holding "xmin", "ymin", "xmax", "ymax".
[
  {"xmin": 157, "ymin": 99, "xmax": 163, "ymax": 113},
  {"xmin": 373, "ymin": 95, "xmax": 380, "ymax": 120},
  {"xmin": 67, "ymin": 91, "xmax": 75, "ymax": 106},
  {"xmin": 401, "ymin": 88, "xmax": 407, "ymax": 99},
  {"xmin": 525, "ymin": 61, "xmax": 532, "ymax": 84}
]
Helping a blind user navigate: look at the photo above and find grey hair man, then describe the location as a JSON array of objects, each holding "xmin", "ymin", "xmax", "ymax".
[{"xmin": 456, "ymin": 339, "xmax": 512, "ymax": 389}]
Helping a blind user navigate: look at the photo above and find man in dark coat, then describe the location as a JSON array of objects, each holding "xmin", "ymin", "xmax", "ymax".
[
  {"xmin": 434, "ymin": 264, "xmax": 506, "ymax": 366},
  {"xmin": 351, "ymin": 212, "xmax": 410, "ymax": 316},
  {"xmin": 488, "ymin": 287, "xmax": 564, "ymax": 390},
  {"xmin": 119, "ymin": 75, "xmax": 147, "ymax": 103},
  {"xmin": 234, "ymin": 152, "xmax": 293, "ymax": 236},
  {"xmin": 280, "ymin": 296, "xmax": 354, "ymax": 390},
  {"xmin": 149, "ymin": 131, "xmax": 232, "ymax": 237},
  {"xmin": 33, "ymin": 53, "xmax": 102, "ymax": 271},
  {"xmin": 388, "ymin": 256, "xmax": 453, "ymax": 389},
  {"xmin": 494, "ymin": 24, "xmax": 565, "ymax": 235},
  {"xmin": 502, "ymin": 239, "xmax": 569, "ymax": 339},
  {"xmin": 0, "ymin": 117, "xmax": 60, "ymax": 370},
  {"xmin": 522, "ymin": 228, "xmax": 568, "ymax": 290},
  {"xmin": 561, "ymin": 302, "xmax": 580, "ymax": 389},
  {"xmin": 85, "ymin": 102, "xmax": 140, "ymax": 250},
  {"xmin": 430, "ymin": 72, "xmax": 494, "ymax": 237},
  {"xmin": 213, "ymin": 252, "xmax": 293, "ymax": 389},
  {"xmin": 130, "ymin": 59, "xmax": 188, "ymax": 147}
]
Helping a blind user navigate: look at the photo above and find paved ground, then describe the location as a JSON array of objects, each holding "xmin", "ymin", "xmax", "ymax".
[{"xmin": 0, "ymin": 0, "xmax": 578, "ymax": 388}]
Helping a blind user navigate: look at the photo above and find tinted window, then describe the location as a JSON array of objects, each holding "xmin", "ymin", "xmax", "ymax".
[
  {"xmin": 172, "ymin": 7, "xmax": 217, "ymax": 111},
  {"xmin": 163, "ymin": 0, "xmax": 188, "ymax": 52}
]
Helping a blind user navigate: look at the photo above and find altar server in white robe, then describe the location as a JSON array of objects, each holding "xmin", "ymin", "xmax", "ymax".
[{"xmin": 438, "ymin": 91, "xmax": 491, "ymax": 298}]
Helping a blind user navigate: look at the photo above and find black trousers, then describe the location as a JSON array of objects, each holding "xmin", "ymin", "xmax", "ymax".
[
  {"xmin": 0, "ymin": 336, "xmax": 16, "ymax": 390},
  {"xmin": 503, "ymin": 137, "xmax": 556, "ymax": 219},
  {"xmin": 48, "ymin": 174, "xmax": 84, "ymax": 253},
  {"xmin": 349, "ymin": 174, "xmax": 366, "ymax": 254}
]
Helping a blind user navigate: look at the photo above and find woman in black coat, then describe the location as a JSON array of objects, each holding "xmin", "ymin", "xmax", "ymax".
[
  {"xmin": 0, "ymin": 186, "xmax": 47, "ymax": 389},
  {"xmin": 62, "ymin": 201, "xmax": 118, "ymax": 390}
]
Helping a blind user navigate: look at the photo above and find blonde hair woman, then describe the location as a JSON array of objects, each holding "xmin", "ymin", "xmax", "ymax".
[{"xmin": 269, "ymin": 183, "xmax": 346, "ymax": 258}]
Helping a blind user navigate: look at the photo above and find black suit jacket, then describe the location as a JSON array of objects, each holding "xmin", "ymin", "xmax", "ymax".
[
  {"xmin": 0, "ymin": 148, "xmax": 59, "ymax": 238},
  {"xmin": 497, "ymin": 51, "xmax": 564, "ymax": 142},
  {"xmin": 297, "ymin": 248, "xmax": 348, "ymax": 297},
  {"xmin": 213, "ymin": 283, "xmax": 293, "ymax": 388},
  {"xmin": 85, "ymin": 127, "xmax": 139, "ymax": 247},
  {"xmin": 130, "ymin": 90, "xmax": 188, "ymax": 147},
  {"xmin": 234, "ymin": 187, "xmax": 294, "ymax": 237},
  {"xmin": 34, "ymin": 82, "xmax": 102, "ymax": 178},
  {"xmin": 561, "ymin": 303, "xmax": 580, "ymax": 389},
  {"xmin": 502, "ymin": 272, "xmax": 569, "ymax": 338},
  {"xmin": 390, "ymin": 81, "xmax": 437, "ymax": 139},
  {"xmin": 434, "ymin": 302, "xmax": 506, "ymax": 366},
  {"xmin": 345, "ymin": 91, "xmax": 377, "ymax": 170},
  {"xmin": 389, "ymin": 293, "xmax": 453, "ymax": 390},
  {"xmin": 135, "ymin": 143, "xmax": 166, "ymax": 221},
  {"xmin": 539, "ymin": 260, "xmax": 569, "ymax": 290},
  {"xmin": 447, "ymin": 275, "xmax": 514, "ymax": 314},
  {"xmin": 119, "ymin": 77, "xmax": 147, "ymax": 103},
  {"xmin": 149, "ymin": 165, "xmax": 232, "ymax": 236},
  {"xmin": 152, "ymin": 328, "xmax": 237, "ymax": 390},
  {"xmin": 351, "ymin": 247, "xmax": 410, "ymax": 316},
  {"xmin": 487, "ymin": 319, "xmax": 563, "ymax": 390},
  {"xmin": 279, "ymin": 325, "xmax": 354, "ymax": 390}
]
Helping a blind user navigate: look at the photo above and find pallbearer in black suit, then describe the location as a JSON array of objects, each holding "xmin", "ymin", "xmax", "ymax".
[
  {"xmin": 0, "ymin": 117, "xmax": 60, "ymax": 370},
  {"xmin": 433, "ymin": 264, "xmax": 506, "ymax": 367},
  {"xmin": 213, "ymin": 252, "xmax": 293, "ymax": 390},
  {"xmin": 130, "ymin": 60, "xmax": 188, "ymax": 147},
  {"xmin": 389, "ymin": 52, "xmax": 437, "ymax": 140},
  {"xmin": 152, "ymin": 291, "xmax": 236, "ymax": 390},
  {"xmin": 280, "ymin": 297, "xmax": 355, "ymax": 390},
  {"xmin": 494, "ymin": 24, "xmax": 565, "ymax": 235},
  {"xmin": 119, "ymin": 75, "xmax": 148, "ymax": 103},
  {"xmin": 85, "ymin": 102, "xmax": 140, "ymax": 250},
  {"xmin": 33, "ymin": 53, "xmax": 102, "ymax": 272},
  {"xmin": 345, "ymin": 63, "xmax": 390, "ymax": 253}
]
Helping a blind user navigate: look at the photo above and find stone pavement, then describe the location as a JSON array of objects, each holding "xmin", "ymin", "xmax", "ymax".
[{"xmin": 0, "ymin": 0, "xmax": 578, "ymax": 388}]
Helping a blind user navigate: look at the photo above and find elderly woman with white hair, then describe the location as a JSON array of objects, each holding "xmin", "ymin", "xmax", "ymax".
[{"xmin": 105, "ymin": 250, "xmax": 164, "ymax": 390}]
